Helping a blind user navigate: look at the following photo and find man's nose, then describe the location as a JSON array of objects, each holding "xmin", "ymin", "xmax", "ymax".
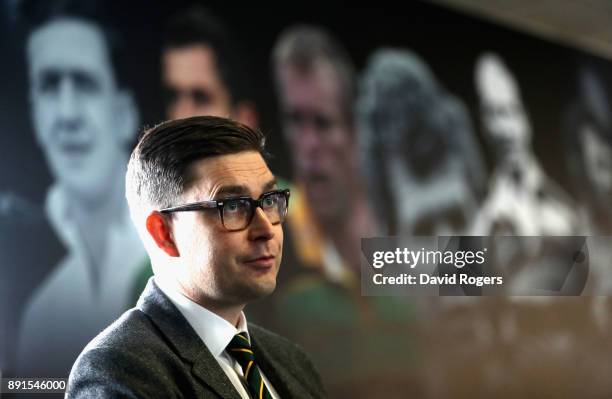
[
  {"xmin": 172, "ymin": 95, "xmax": 196, "ymax": 119},
  {"xmin": 57, "ymin": 77, "xmax": 80, "ymax": 123},
  {"xmin": 247, "ymin": 207, "xmax": 276, "ymax": 241},
  {"xmin": 294, "ymin": 121, "xmax": 326, "ymax": 159}
]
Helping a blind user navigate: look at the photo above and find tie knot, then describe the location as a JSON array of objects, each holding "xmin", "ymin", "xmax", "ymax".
[{"xmin": 226, "ymin": 333, "xmax": 255, "ymax": 364}]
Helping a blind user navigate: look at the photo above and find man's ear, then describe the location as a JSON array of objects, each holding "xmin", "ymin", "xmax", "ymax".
[
  {"xmin": 114, "ymin": 89, "xmax": 139, "ymax": 146},
  {"xmin": 231, "ymin": 100, "xmax": 259, "ymax": 129},
  {"xmin": 146, "ymin": 211, "xmax": 180, "ymax": 257}
]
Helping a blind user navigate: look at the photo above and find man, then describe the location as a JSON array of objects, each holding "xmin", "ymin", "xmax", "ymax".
[
  {"xmin": 17, "ymin": 3, "xmax": 145, "ymax": 377},
  {"xmin": 128, "ymin": 4, "xmax": 272, "ymax": 314},
  {"xmin": 273, "ymin": 25, "xmax": 376, "ymax": 282},
  {"xmin": 161, "ymin": 5, "xmax": 258, "ymax": 127},
  {"xmin": 565, "ymin": 66, "xmax": 612, "ymax": 236},
  {"xmin": 357, "ymin": 48, "xmax": 487, "ymax": 236},
  {"xmin": 271, "ymin": 27, "xmax": 416, "ymax": 398},
  {"xmin": 471, "ymin": 52, "xmax": 577, "ymax": 238},
  {"xmin": 67, "ymin": 116, "xmax": 325, "ymax": 398},
  {"xmin": 564, "ymin": 66, "xmax": 612, "ymax": 327}
]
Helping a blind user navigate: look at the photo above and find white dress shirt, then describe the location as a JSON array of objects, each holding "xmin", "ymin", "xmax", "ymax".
[
  {"xmin": 17, "ymin": 184, "xmax": 146, "ymax": 376},
  {"xmin": 156, "ymin": 277, "xmax": 280, "ymax": 399}
]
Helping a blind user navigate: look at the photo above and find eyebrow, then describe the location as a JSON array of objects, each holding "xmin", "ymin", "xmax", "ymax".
[{"xmin": 214, "ymin": 178, "xmax": 278, "ymax": 199}]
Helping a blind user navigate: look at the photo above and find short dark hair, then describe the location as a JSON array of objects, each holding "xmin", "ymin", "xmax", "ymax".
[
  {"xmin": 163, "ymin": 5, "xmax": 251, "ymax": 105},
  {"xmin": 19, "ymin": 0, "xmax": 128, "ymax": 88},
  {"xmin": 126, "ymin": 116, "xmax": 267, "ymax": 212}
]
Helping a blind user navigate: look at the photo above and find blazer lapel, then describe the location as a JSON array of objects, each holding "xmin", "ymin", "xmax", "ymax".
[
  {"xmin": 190, "ymin": 350, "xmax": 243, "ymax": 399},
  {"xmin": 137, "ymin": 278, "xmax": 242, "ymax": 399},
  {"xmin": 250, "ymin": 331, "xmax": 315, "ymax": 399}
]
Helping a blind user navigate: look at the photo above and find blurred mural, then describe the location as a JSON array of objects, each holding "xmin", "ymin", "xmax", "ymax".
[
  {"xmin": 2, "ymin": 0, "xmax": 612, "ymax": 397},
  {"xmin": 358, "ymin": 48, "xmax": 486, "ymax": 237}
]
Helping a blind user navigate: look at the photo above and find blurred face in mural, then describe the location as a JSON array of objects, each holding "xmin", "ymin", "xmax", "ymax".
[
  {"xmin": 475, "ymin": 55, "xmax": 531, "ymax": 164},
  {"xmin": 580, "ymin": 124, "xmax": 612, "ymax": 205},
  {"xmin": 162, "ymin": 44, "xmax": 257, "ymax": 127},
  {"xmin": 277, "ymin": 60, "xmax": 355, "ymax": 224},
  {"xmin": 162, "ymin": 44, "xmax": 232, "ymax": 120},
  {"xmin": 576, "ymin": 70, "xmax": 612, "ymax": 212},
  {"xmin": 27, "ymin": 18, "xmax": 135, "ymax": 204}
]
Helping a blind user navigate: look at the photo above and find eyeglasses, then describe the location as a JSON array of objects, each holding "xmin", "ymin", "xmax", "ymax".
[{"xmin": 159, "ymin": 189, "xmax": 290, "ymax": 232}]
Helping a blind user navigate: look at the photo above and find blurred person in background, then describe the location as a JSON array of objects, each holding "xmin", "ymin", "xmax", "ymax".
[
  {"xmin": 565, "ymin": 66, "xmax": 612, "ymax": 328},
  {"xmin": 161, "ymin": 4, "xmax": 258, "ymax": 128},
  {"xmin": 0, "ymin": 0, "xmax": 65, "ymax": 376},
  {"xmin": 565, "ymin": 67, "xmax": 612, "ymax": 237},
  {"xmin": 472, "ymin": 52, "xmax": 577, "ymax": 238},
  {"xmin": 357, "ymin": 48, "xmax": 492, "ymax": 397},
  {"xmin": 16, "ymin": 0, "xmax": 145, "ymax": 377},
  {"xmin": 272, "ymin": 25, "xmax": 417, "ymax": 398},
  {"xmin": 273, "ymin": 24, "xmax": 376, "ymax": 283},
  {"xmin": 472, "ymin": 52, "xmax": 579, "ymax": 294},
  {"xmin": 425, "ymin": 53, "xmax": 598, "ymax": 399},
  {"xmin": 357, "ymin": 48, "xmax": 487, "ymax": 236}
]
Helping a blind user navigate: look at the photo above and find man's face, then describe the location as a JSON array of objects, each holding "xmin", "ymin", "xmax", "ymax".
[
  {"xmin": 162, "ymin": 44, "xmax": 232, "ymax": 120},
  {"xmin": 581, "ymin": 124, "xmax": 612, "ymax": 203},
  {"xmin": 277, "ymin": 62, "xmax": 354, "ymax": 223},
  {"xmin": 170, "ymin": 151, "xmax": 283, "ymax": 305},
  {"xmin": 476, "ymin": 61, "xmax": 531, "ymax": 162},
  {"xmin": 28, "ymin": 18, "xmax": 128, "ymax": 201}
]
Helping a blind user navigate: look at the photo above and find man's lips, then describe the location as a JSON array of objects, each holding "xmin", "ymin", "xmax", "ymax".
[
  {"xmin": 60, "ymin": 142, "xmax": 93, "ymax": 156},
  {"xmin": 243, "ymin": 255, "xmax": 276, "ymax": 269}
]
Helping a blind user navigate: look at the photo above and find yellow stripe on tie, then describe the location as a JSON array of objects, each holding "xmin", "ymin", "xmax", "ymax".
[
  {"xmin": 244, "ymin": 360, "xmax": 254, "ymax": 379},
  {"xmin": 237, "ymin": 334, "xmax": 250, "ymax": 344},
  {"xmin": 259, "ymin": 379, "xmax": 264, "ymax": 399},
  {"xmin": 230, "ymin": 348, "xmax": 254, "ymax": 354}
]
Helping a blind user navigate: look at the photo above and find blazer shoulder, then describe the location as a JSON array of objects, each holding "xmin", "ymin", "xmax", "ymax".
[
  {"xmin": 86, "ymin": 308, "xmax": 158, "ymax": 351},
  {"xmin": 67, "ymin": 308, "xmax": 186, "ymax": 399}
]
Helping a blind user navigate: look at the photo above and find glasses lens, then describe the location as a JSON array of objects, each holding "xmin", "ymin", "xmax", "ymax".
[
  {"xmin": 221, "ymin": 191, "xmax": 288, "ymax": 231},
  {"xmin": 262, "ymin": 191, "xmax": 287, "ymax": 224},
  {"xmin": 222, "ymin": 198, "xmax": 252, "ymax": 230}
]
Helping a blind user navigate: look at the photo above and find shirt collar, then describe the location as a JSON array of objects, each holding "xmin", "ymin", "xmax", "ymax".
[
  {"xmin": 155, "ymin": 276, "xmax": 250, "ymax": 357},
  {"xmin": 45, "ymin": 183, "xmax": 133, "ymax": 252},
  {"xmin": 46, "ymin": 184, "xmax": 75, "ymax": 249}
]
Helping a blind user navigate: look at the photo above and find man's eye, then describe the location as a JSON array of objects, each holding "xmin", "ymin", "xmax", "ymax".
[
  {"xmin": 225, "ymin": 200, "xmax": 247, "ymax": 213},
  {"xmin": 162, "ymin": 87, "xmax": 179, "ymax": 105},
  {"xmin": 263, "ymin": 195, "xmax": 277, "ymax": 207},
  {"xmin": 192, "ymin": 89, "xmax": 212, "ymax": 106},
  {"xmin": 38, "ymin": 71, "xmax": 61, "ymax": 93},
  {"xmin": 283, "ymin": 110, "xmax": 304, "ymax": 127},
  {"xmin": 73, "ymin": 71, "xmax": 101, "ymax": 94},
  {"xmin": 313, "ymin": 115, "xmax": 332, "ymax": 131}
]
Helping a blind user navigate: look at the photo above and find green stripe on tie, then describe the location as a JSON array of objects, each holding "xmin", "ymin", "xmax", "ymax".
[{"xmin": 226, "ymin": 334, "xmax": 273, "ymax": 399}]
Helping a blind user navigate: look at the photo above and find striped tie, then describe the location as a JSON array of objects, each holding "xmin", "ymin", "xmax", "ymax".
[{"xmin": 226, "ymin": 333, "xmax": 273, "ymax": 399}]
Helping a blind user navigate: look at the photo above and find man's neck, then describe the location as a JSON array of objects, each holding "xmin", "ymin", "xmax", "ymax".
[
  {"xmin": 198, "ymin": 300, "xmax": 244, "ymax": 327},
  {"xmin": 175, "ymin": 280, "xmax": 245, "ymax": 327},
  {"xmin": 62, "ymin": 173, "xmax": 127, "ymax": 287},
  {"xmin": 70, "ymin": 179, "xmax": 125, "ymax": 229}
]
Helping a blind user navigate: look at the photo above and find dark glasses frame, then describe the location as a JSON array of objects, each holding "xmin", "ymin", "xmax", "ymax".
[{"xmin": 159, "ymin": 189, "xmax": 290, "ymax": 231}]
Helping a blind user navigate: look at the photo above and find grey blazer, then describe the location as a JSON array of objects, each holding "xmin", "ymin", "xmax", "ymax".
[{"xmin": 66, "ymin": 279, "xmax": 326, "ymax": 398}]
